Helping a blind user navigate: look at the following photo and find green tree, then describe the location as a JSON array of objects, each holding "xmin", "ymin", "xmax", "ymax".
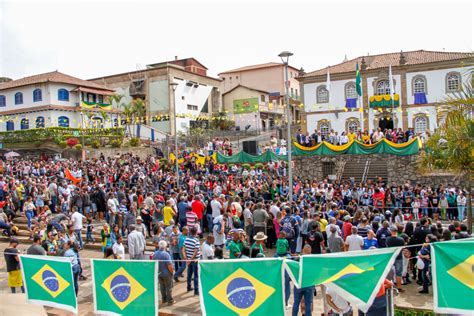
[{"xmin": 420, "ymin": 73, "xmax": 474, "ymax": 230}]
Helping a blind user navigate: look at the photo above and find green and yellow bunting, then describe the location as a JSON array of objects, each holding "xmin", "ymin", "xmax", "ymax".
[
  {"xmin": 20, "ymin": 255, "xmax": 77, "ymax": 313},
  {"xmin": 92, "ymin": 260, "xmax": 158, "ymax": 316},
  {"xmin": 432, "ymin": 239, "xmax": 474, "ymax": 314},
  {"xmin": 199, "ymin": 258, "xmax": 285, "ymax": 316}
]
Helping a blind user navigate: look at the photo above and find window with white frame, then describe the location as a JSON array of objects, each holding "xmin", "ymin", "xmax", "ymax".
[
  {"xmin": 316, "ymin": 86, "xmax": 329, "ymax": 103},
  {"xmin": 345, "ymin": 83, "xmax": 357, "ymax": 99},
  {"xmin": 187, "ymin": 104, "xmax": 198, "ymax": 111},
  {"xmin": 376, "ymin": 80, "xmax": 391, "ymax": 95},
  {"xmin": 413, "ymin": 76, "xmax": 426, "ymax": 93},
  {"xmin": 319, "ymin": 122, "xmax": 330, "ymax": 137},
  {"xmin": 347, "ymin": 120, "xmax": 360, "ymax": 133},
  {"xmin": 446, "ymin": 72, "xmax": 461, "ymax": 92},
  {"xmin": 414, "ymin": 116, "xmax": 428, "ymax": 134}
]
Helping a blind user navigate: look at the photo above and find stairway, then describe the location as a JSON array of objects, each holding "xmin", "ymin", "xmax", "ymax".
[
  {"xmin": 0, "ymin": 214, "xmax": 156, "ymax": 251},
  {"xmin": 341, "ymin": 156, "xmax": 370, "ymax": 183},
  {"xmin": 365, "ymin": 156, "xmax": 389, "ymax": 183}
]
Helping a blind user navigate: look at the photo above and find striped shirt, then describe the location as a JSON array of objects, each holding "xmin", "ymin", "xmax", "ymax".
[{"xmin": 184, "ymin": 236, "xmax": 201, "ymax": 261}]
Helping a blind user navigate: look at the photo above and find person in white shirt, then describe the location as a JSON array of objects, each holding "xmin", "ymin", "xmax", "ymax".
[
  {"xmin": 326, "ymin": 286, "xmax": 351, "ymax": 315},
  {"xmin": 128, "ymin": 225, "xmax": 146, "ymax": 259},
  {"xmin": 113, "ymin": 235, "xmax": 126, "ymax": 259},
  {"xmin": 107, "ymin": 193, "xmax": 118, "ymax": 227},
  {"xmin": 345, "ymin": 227, "xmax": 364, "ymax": 251},
  {"xmin": 213, "ymin": 215, "xmax": 226, "ymax": 248},
  {"xmin": 71, "ymin": 207, "xmax": 86, "ymax": 249},
  {"xmin": 457, "ymin": 192, "xmax": 467, "ymax": 221},
  {"xmin": 201, "ymin": 235, "xmax": 215, "ymax": 260},
  {"xmin": 210, "ymin": 195, "xmax": 223, "ymax": 219}
]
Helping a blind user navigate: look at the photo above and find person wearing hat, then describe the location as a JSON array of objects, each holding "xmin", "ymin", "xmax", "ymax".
[
  {"xmin": 4, "ymin": 237, "xmax": 24, "ymax": 293},
  {"xmin": 252, "ymin": 232, "xmax": 267, "ymax": 255},
  {"xmin": 135, "ymin": 216, "xmax": 147, "ymax": 238}
]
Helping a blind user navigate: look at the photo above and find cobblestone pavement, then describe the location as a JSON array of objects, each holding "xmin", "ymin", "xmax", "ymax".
[{"xmin": 0, "ymin": 243, "xmax": 433, "ymax": 315}]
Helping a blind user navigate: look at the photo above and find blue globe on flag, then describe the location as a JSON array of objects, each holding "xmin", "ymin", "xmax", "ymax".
[
  {"xmin": 110, "ymin": 275, "xmax": 131, "ymax": 303},
  {"xmin": 226, "ymin": 277, "xmax": 256, "ymax": 309},
  {"xmin": 42, "ymin": 270, "xmax": 59, "ymax": 292}
]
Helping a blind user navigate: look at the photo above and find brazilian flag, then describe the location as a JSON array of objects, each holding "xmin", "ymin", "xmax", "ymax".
[
  {"xmin": 20, "ymin": 255, "xmax": 77, "ymax": 313},
  {"xmin": 92, "ymin": 260, "xmax": 158, "ymax": 315},
  {"xmin": 432, "ymin": 239, "xmax": 474, "ymax": 314},
  {"xmin": 199, "ymin": 258, "xmax": 284, "ymax": 316}
]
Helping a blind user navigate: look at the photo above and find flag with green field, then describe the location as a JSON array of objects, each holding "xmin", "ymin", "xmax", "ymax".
[
  {"xmin": 199, "ymin": 258, "xmax": 285, "ymax": 316},
  {"xmin": 92, "ymin": 259, "xmax": 158, "ymax": 316},
  {"xmin": 20, "ymin": 255, "xmax": 77, "ymax": 313},
  {"xmin": 432, "ymin": 239, "xmax": 474, "ymax": 314},
  {"xmin": 287, "ymin": 248, "xmax": 399, "ymax": 312}
]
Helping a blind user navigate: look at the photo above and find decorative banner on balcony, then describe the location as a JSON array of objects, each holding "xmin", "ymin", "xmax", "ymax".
[
  {"xmin": 286, "ymin": 248, "xmax": 400, "ymax": 313},
  {"xmin": 431, "ymin": 239, "xmax": 474, "ymax": 314},
  {"xmin": 169, "ymin": 152, "xmax": 217, "ymax": 165},
  {"xmin": 92, "ymin": 259, "xmax": 158, "ymax": 316},
  {"xmin": 199, "ymin": 258, "xmax": 285, "ymax": 316},
  {"xmin": 81, "ymin": 101, "xmax": 112, "ymax": 110},
  {"xmin": 369, "ymin": 94, "xmax": 400, "ymax": 107},
  {"xmin": 345, "ymin": 98, "xmax": 358, "ymax": 108},
  {"xmin": 233, "ymin": 98, "xmax": 259, "ymax": 114},
  {"xmin": 216, "ymin": 149, "xmax": 288, "ymax": 164},
  {"xmin": 20, "ymin": 255, "xmax": 77, "ymax": 313},
  {"xmin": 414, "ymin": 92, "xmax": 428, "ymax": 105}
]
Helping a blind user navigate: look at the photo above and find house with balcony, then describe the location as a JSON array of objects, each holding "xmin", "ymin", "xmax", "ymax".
[
  {"xmin": 219, "ymin": 62, "xmax": 303, "ymax": 129},
  {"xmin": 297, "ymin": 50, "xmax": 472, "ymax": 136},
  {"xmin": 0, "ymin": 71, "xmax": 119, "ymax": 132}
]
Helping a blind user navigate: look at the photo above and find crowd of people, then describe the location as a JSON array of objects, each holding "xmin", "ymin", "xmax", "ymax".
[{"xmin": 0, "ymin": 152, "xmax": 470, "ymax": 315}]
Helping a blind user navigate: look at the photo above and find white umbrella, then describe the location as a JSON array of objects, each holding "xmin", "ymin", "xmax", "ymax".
[{"xmin": 4, "ymin": 151, "xmax": 20, "ymax": 158}]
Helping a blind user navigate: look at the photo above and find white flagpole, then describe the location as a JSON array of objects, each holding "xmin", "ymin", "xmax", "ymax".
[{"xmin": 389, "ymin": 65, "xmax": 395, "ymax": 127}]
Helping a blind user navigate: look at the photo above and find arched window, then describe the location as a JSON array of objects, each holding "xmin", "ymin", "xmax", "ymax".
[
  {"xmin": 376, "ymin": 80, "xmax": 390, "ymax": 95},
  {"xmin": 14, "ymin": 92, "xmax": 23, "ymax": 105},
  {"xmin": 36, "ymin": 116, "xmax": 45, "ymax": 128},
  {"xmin": 260, "ymin": 94, "xmax": 266, "ymax": 102},
  {"xmin": 58, "ymin": 89, "xmax": 69, "ymax": 101},
  {"xmin": 0, "ymin": 95, "xmax": 5, "ymax": 107},
  {"xmin": 92, "ymin": 117, "xmax": 104, "ymax": 128},
  {"xmin": 412, "ymin": 76, "xmax": 427, "ymax": 94},
  {"xmin": 33, "ymin": 89, "xmax": 42, "ymax": 102},
  {"xmin": 316, "ymin": 86, "xmax": 329, "ymax": 103},
  {"xmin": 6, "ymin": 120, "xmax": 14, "ymax": 131},
  {"xmin": 345, "ymin": 82, "xmax": 357, "ymax": 100},
  {"xmin": 446, "ymin": 72, "xmax": 461, "ymax": 92},
  {"xmin": 347, "ymin": 120, "xmax": 360, "ymax": 133},
  {"xmin": 414, "ymin": 116, "xmax": 428, "ymax": 134},
  {"xmin": 318, "ymin": 121, "xmax": 330, "ymax": 137},
  {"xmin": 113, "ymin": 118, "xmax": 118, "ymax": 127},
  {"xmin": 20, "ymin": 118, "xmax": 29, "ymax": 130},
  {"xmin": 58, "ymin": 116, "xmax": 69, "ymax": 127}
]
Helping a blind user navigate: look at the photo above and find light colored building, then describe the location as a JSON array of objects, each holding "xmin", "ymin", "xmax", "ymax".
[
  {"xmin": 219, "ymin": 62, "xmax": 303, "ymax": 126},
  {"xmin": 89, "ymin": 57, "xmax": 222, "ymax": 136},
  {"xmin": 0, "ymin": 71, "xmax": 117, "ymax": 132},
  {"xmin": 298, "ymin": 50, "xmax": 472, "ymax": 136}
]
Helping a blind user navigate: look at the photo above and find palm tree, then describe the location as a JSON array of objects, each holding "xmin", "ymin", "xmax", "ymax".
[
  {"xmin": 131, "ymin": 98, "xmax": 146, "ymax": 137},
  {"xmin": 420, "ymin": 72, "xmax": 474, "ymax": 230}
]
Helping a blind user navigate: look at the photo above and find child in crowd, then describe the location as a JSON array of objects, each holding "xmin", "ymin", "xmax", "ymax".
[
  {"xmin": 86, "ymin": 217, "xmax": 94, "ymax": 244},
  {"xmin": 275, "ymin": 231, "xmax": 289, "ymax": 257},
  {"xmin": 412, "ymin": 197, "xmax": 421, "ymax": 220}
]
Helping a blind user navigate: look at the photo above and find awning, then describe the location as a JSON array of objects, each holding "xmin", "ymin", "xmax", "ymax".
[{"xmin": 72, "ymin": 87, "xmax": 115, "ymax": 96}]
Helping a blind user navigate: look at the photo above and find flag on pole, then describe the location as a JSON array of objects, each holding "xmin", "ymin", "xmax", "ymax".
[
  {"xmin": 287, "ymin": 248, "xmax": 399, "ymax": 312},
  {"xmin": 388, "ymin": 65, "xmax": 395, "ymax": 97},
  {"xmin": 199, "ymin": 258, "xmax": 285, "ymax": 316},
  {"xmin": 355, "ymin": 62, "xmax": 362, "ymax": 97},
  {"xmin": 326, "ymin": 67, "xmax": 331, "ymax": 105},
  {"xmin": 431, "ymin": 239, "xmax": 474, "ymax": 314},
  {"xmin": 20, "ymin": 255, "xmax": 77, "ymax": 313},
  {"xmin": 92, "ymin": 260, "xmax": 158, "ymax": 316}
]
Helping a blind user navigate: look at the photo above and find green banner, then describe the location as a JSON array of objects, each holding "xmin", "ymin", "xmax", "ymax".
[
  {"xmin": 199, "ymin": 258, "xmax": 285, "ymax": 316},
  {"xmin": 286, "ymin": 248, "xmax": 399, "ymax": 312},
  {"xmin": 233, "ymin": 98, "xmax": 259, "ymax": 114},
  {"xmin": 92, "ymin": 260, "xmax": 158, "ymax": 315},
  {"xmin": 369, "ymin": 94, "xmax": 400, "ymax": 108},
  {"xmin": 432, "ymin": 239, "xmax": 474, "ymax": 314},
  {"xmin": 20, "ymin": 255, "xmax": 77, "ymax": 313}
]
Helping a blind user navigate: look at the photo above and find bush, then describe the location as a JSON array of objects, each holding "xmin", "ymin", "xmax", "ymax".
[
  {"xmin": 66, "ymin": 138, "xmax": 79, "ymax": 147},
  {"xmin": 110, "ymin": 139, "xmax": 122, "ymax": 148},
  {"xmin": 254, "ymin": 163, "xmax": 264, "ymax": 169},
  {"xmin": 241, "ymin": 163, "xmax": 251, "ymax": 170},
  {"xmin": 74, "ymin": 144, "xmax": 83, "ymax": 150},
  {"xmin": 59, "ymin": 141, "xmax": 67, "ymax": 149},
  {"xmin": 91, "ymin": 139, "xmax": 100, "ymax": 148},
  {"xmin": 129, "ymin": 137, "xmax": 140, "ymax": 147}
]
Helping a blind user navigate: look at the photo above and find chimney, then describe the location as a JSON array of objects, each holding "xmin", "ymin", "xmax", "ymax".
[
  {"xmin": 175, "ymin": 56, "xmax": 178, "ymax": 61},
  {"xmin": 361, "ymin": 56, "xmax": 367, "ymax": 70},
  {"xmin": 399, "ymin": 51, "xmax": 406, "ymax": 65}
]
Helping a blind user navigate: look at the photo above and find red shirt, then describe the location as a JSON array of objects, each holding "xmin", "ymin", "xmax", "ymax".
[
  {"xmin": 191, "ymin": 200, "xmax": 205, "ymax": 220},
  {"xmin": 342, "ymin": 222, "xmax": 353, "ymax": 241}
]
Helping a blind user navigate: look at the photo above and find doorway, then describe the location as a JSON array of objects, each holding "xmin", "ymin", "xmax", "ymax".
[{"xmin": 378, "ymin": 117, "xmax": 394, "ymax": 131}]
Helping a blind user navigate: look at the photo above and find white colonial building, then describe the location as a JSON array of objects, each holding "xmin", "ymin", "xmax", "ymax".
[
  {"xmin": 298, "ymin": 50, "xmax": 472, "ymax": 136},
  {"xmin": 0, "ymin": 71, "xmax": 118, "ymax": 131}
]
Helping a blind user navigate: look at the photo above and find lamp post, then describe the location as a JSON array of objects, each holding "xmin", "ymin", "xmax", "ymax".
[
  {"xmin": 80, "ymin": 111, "xmax": 85, "ymax": 161},
  {"xmin": 170, "ymin": 81, "xmax": 179, "ymax": 190},
  {"xmin": 279, "ymin": 50, "xmax": 294, "ymax": 203}
]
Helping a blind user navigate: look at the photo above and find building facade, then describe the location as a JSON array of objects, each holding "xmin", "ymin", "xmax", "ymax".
[
  {"xmin": 219, "ymin": 62, "xmax": 303, "ymax": 127},
  {"xmin": 298, "ymin": 50, "xmax": 472, "ymax": 136},
  {"xmin": 89, "ymin": 57, "xmax": 222, "ymax": 136},
  {"xmin": 0, "ymin": 71, "xmax": 117, "ymax": 132}
]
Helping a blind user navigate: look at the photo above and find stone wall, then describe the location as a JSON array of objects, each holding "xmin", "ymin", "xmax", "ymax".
[
  {"xmin": 294, "ymin": 153, "xmax": 465, "ymax": 187},
  {"xmin": 86, "ymin": 147, "xmax": 154, "ymax": 160}
]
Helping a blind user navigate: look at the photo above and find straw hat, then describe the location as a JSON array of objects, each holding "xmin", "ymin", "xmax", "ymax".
[{"xmin": 253, "ymin": 232, "xmax": 268, "ymax": 241}]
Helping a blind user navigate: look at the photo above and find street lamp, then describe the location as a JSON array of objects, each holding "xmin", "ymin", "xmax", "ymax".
[
  {"xmin": 279, "ymin": 50, "xmax": 294, "ymax": 203},
  {"xmin": 170, "ymin": 81, "xmax": 179, "ymax": 191}
]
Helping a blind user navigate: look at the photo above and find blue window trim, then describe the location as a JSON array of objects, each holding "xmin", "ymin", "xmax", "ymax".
[
  {"xmin": 58, "ymin": 116, "xmax": 69, "ymax": 127},
  {"xmin": 15, "ymin": 92, "xmax": 23, "ymax": 105},
  {"xmin": 36, "ymin": 116, "xmax": 45, "ymax": 128},
  {"xmin": 33, "ymin": 89, "xmax": 42, "ymax": 102},
  {"xmin": 0, "ymin": 95, "xmax": 5, "ymax": 107},
  {"xmin": 6, "ymin": 121, "xmax": 14, "ymax": 131},
  {"xmin": 20, "ymin": 118, "xmax": 29, "ymax": 130},
  {"xmin": 58, "ymin": 89, "xmax": 69, "ymax": 101}
]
